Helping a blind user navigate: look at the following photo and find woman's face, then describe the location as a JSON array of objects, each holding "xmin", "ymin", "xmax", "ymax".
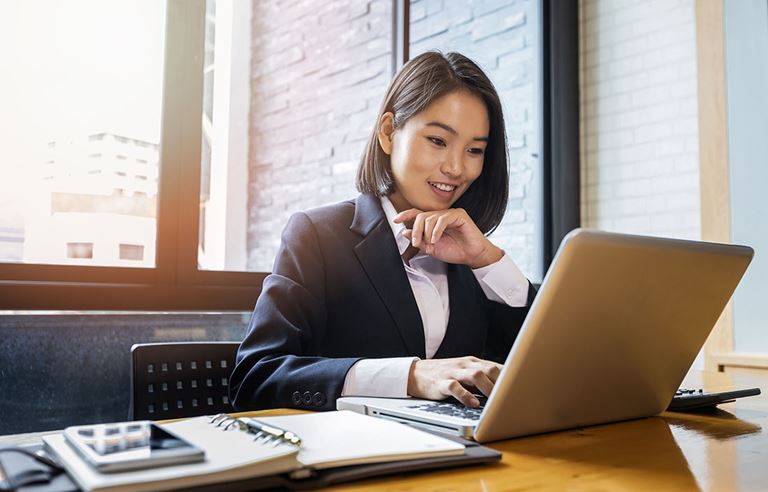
[{"xmin": 379, "ymin": 90, "xmax": 489, "ymax": 213}]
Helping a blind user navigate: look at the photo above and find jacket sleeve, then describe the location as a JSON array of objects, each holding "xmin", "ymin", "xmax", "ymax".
[
  {"xmin": 482, "ymin": 281, "xmax": 537, "ymax": 364},
  {"xmin": 229, "ymin": 212, "xmax": 361, "ymax": 411}
]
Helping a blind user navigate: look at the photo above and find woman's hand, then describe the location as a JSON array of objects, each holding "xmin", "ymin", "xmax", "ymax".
[
  {"xmin": 407, "ymin": 356, "xmax": 502, "ymax": 407},
  {"xmin": 394, "ymin": 208, "xmax": 503, "ymax": 268}
]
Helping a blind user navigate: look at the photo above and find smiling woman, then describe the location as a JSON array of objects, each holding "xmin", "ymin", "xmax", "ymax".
[
  {"xmin": 230, "ymin": 52, "xmax": 536, "ymax": 412},
  {"xmin": 357, "ymin": 54, "xmax": 509, "ymax": 238}
]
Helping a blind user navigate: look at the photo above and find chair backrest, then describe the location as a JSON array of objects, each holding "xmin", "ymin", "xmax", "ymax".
[{"xmin": 129, "ymin": 341, "xmax": 240, "ymax": 420}]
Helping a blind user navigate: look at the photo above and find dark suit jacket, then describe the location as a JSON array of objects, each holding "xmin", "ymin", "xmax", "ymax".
[{"xmin": 229, "ymin": 193, "xmax": 536, "ymax": 411}]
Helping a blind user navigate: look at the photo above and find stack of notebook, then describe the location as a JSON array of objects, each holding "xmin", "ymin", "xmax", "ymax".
[{"xmin": 43, "ymin": 411, "xmax": 498, "ymax": 491}]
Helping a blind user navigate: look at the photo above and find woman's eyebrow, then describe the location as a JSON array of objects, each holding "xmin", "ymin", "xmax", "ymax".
[{"xmin": 424, "ymin": 121, "xmax": 488, "ymax": 142}]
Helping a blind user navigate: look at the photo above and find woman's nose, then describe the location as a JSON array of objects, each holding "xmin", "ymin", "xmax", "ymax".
[{"xmin": 440, "ymin": 151, "xmax": 463, "ymax": 177}]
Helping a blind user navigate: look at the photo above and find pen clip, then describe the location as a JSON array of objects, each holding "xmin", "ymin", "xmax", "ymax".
[
  {"xmin": 208, "ymin": 414, "xmax": 301, "ymax": 447},
  {"xmin": 245, "ymin": 418, "xmax": 302, "ymax": 447}
]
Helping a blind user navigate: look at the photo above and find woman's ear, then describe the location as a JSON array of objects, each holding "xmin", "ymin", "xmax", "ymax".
[{"xmin": 377, "ymin": 112, "xmax": 395, "ymax": 155}]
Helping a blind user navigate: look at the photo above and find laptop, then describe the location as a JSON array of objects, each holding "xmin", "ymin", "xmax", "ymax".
[{"xmin": 337, "ymin": 229, "xmax": 753, "ymax": 443}]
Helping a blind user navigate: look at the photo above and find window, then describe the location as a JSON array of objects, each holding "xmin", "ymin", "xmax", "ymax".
[
  {"xmin": 119, "ymin": 244, "xmax": 145, "ymax": 261},
  {"xmin": 67, "ymin": 242, "xmax": 94, "ymax": 259},
  {"xmin": 721, "ymin": 1, "xmax": 768, "ymax": 359},
  {"xmin": 0, "ymin": 0, "xmax": 164, "ymax": 270},
  {"xmin": 0, "ymin": 0, "xmax": 578, "ymax": 310},
  {"xmin": 197, "ymin": 0, "xmax": 393, "ymax": 272}
]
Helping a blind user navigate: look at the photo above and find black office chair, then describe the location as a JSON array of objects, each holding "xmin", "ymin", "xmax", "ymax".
[{"xmin": 129, "ymin": 341, "xmax": 240, "ymax": 421}]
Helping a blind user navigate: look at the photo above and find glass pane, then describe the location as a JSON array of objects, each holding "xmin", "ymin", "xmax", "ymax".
[
  {"xmin": 409, "ymin": 0, "xmax": 542, "ymax": 281},
  {"xmin": 0, "ymin": 312, "xmax": 249, "ymax": 434},
  {"xmin": 725, "ymin": 1, "xmax": 768, "ymax": 353},
  {"xmin": 198, "ymin": 0, "xmax": 393, "ymax": 271},
  {"xmin": 0, "ymin": 1, "xmax": 166, "ymax": 267}
]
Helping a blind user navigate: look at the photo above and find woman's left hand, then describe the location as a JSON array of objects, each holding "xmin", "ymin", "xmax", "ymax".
[{"xmin": 394, "ymin": 208, "xmax": 503, "ymax": 268}]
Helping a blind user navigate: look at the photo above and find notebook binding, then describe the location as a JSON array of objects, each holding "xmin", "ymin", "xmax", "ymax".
[{"xmin": 208, "ymin": 414, "xmax": 302, "ymax": 447}]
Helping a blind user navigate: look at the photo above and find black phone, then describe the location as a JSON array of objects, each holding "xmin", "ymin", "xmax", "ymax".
[{"xmin": 63, "ymin": 421, "xmax": 204, "ymax": 472}]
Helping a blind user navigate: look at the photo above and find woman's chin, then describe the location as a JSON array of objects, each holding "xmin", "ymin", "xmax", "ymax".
[
  {"xmin": 423, "ymin": 194, "xmax": 462, "ymax": 211},
  {"xmin": 416, "ymin": 200, "xmax": 451, "ymax": 211}
]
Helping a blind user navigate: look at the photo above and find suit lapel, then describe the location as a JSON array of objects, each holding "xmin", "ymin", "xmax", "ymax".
[{"xmin": 351, "ymin": 194, "xmax": 426, "ymax": 358}]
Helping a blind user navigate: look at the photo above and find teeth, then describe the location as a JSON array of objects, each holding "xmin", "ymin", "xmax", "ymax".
[{"xmin": 430, "ymin": 182, "xmax": 456, "ymax": 192}]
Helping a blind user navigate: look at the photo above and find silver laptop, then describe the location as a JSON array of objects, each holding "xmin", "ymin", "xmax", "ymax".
[{"xmin": 337, "ymin": 229, "xmax": 753, "ymax": 443}]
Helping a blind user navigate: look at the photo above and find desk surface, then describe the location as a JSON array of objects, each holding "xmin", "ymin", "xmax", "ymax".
[
  {"xmin": 3, "ymin": 370, "xmax": 767, "ymax": 491},
  {"xmin": 332, "ymin": 370, "xmax": 768, "ymax": 491},
  {"xmin": 265, "ymin": 370, "xmax": 768, "ymax": 491}
]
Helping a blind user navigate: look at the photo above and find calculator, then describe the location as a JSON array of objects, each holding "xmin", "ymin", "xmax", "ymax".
[
  {"xmin": 667, "ymin": 387, "xmax": 761, "ymax": 411},
  {"xmin": 63, "ymin": 421, "xmax": 204, "ymax": 472}
]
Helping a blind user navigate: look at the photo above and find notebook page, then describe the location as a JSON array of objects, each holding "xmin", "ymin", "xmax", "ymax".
[
  {"xmin": 164, "ymin": 416, "xmax": 298, "ymax": 472},
  {"xmin": 256, "ymin": 410, "xmax": 465, "ymax": 470}
]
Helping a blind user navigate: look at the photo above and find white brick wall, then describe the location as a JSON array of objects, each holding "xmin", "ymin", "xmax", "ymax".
[
  {"xmin": 247, "ymin": 0, "xmax": 394, "ymax": 271},
  {"xmin": 579, "ymin": 0, "xmax": 700, "ymax": 240}
]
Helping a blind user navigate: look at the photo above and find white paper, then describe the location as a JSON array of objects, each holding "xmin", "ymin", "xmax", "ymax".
[{"xmin": 257, "ymin": 410, "xmax": 465, "ymax": 469}]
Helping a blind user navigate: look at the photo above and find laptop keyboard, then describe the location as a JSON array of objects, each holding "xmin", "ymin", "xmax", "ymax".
[{"xmin": 405, "ymin": 397, "xmax": 487, "ymax": 421}]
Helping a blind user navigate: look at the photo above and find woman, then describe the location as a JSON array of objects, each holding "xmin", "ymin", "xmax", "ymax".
[{"xmin": 230, "ymin": 51, "xmax": 536, "ymax": 412}]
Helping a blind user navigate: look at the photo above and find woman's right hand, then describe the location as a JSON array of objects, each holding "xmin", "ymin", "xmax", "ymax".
[{"xmin": 407, "ymin": 356, "xmax": 502, "ymax": 407}]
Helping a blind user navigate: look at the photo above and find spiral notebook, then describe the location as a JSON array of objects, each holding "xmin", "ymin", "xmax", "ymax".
[{"xmin": 42, "ymin": 411, "xmax": 466, "ymax": 492}]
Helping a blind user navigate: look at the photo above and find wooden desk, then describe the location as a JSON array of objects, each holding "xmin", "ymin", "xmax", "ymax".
[
  {"xmin": 322, "ymin": 370, "xmax": 768, "ymax": 491},
  {"xmin": 2, "ymin": 371, "xmax": 766, "ymax": 491}
]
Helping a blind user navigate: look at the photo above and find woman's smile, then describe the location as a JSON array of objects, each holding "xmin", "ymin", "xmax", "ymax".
[{"xmin": 428, "ymin": 180, "xmax": 459, "ymax": 200}]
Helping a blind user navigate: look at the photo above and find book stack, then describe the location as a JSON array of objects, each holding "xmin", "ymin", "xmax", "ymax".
[{"xmin": 43, "ymin": 411, "xmax": 498, "ymax": 491}]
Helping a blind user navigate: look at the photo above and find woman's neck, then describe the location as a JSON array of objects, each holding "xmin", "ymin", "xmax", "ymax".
[{"xmin": 387, "ymin": 191, "xmax": 410, "ymax": 214}]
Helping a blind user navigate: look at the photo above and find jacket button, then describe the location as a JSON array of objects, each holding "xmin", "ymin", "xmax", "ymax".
[
  {"xmin": 302, "ymin": 391, "xmax": 312, "ymax": 405},
  {"xmin": 291, "ymin": 391, "xmax": 302, "ymax": 405},
  {"xmin": 312, "ymin": 392, "xmax": 326, "ymax": 407}
]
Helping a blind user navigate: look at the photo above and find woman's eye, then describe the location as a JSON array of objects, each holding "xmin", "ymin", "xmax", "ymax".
[
  {"xmin": 427, "ymin": 137, "xmax": 446, "ymax": 147},
  {"xmin": 468, "ymin": 148, "xmax": 485, "ymax": 155}
]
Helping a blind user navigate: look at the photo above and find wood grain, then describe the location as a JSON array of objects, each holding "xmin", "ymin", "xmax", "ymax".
[
  {"xmin": 696, "ymin": 0, "xmax": 734, "ymax": 371},
  {"xmin": 262, "ymin": 372, "xmax": 768, "ymax": 491}
]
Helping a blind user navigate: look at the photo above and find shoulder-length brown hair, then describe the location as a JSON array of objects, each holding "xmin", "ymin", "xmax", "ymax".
[{"xmin": 356, "ymin": 51, "xmax": 509, "ymax": 235}]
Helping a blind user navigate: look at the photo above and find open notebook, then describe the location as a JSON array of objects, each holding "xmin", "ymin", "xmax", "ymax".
[{"xmin": 43, "ymin": 411, "xmax": 465, "ymax": 492}]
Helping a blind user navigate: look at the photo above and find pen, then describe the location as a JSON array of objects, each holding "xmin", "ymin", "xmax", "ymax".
[{"xmin": 244, "ymin": 418, "xmax": 302, "ymax": 447}]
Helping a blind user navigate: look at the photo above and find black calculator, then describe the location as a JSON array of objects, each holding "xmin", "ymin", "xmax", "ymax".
[{"xmin": 667, "ymin": 387, "xmax": 761, "ymax": 411}]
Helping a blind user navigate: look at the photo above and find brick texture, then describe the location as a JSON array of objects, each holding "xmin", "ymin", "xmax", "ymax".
[
  {"xmin": 248, "ymin": 0, "xmax": 538, "ymax": 277},
  {"xmin": 579, "ymin": 0, "xmax": 701, "ymax": 240},
  {"xmin": 247, "ymin": 0, "xmax": 393, "ymax": 270}
]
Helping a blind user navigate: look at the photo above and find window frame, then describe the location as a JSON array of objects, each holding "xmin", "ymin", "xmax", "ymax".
[
  {"xmin": 0, "ymin": 0, "xmax": 578, "ymax": 310},
  {"xmin": 541, "ymin": 0, "xmax": 581, "ymax": 268}
]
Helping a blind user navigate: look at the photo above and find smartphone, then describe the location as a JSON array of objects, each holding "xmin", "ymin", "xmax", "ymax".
[{"xmin": 63, "ymin": 421, "xmax": 205, "ymax": 473}]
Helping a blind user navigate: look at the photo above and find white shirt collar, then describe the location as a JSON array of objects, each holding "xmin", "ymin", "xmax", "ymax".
[{"xmin": 380, "ymin": 196, "xmax": 411, "ymax": 256}]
